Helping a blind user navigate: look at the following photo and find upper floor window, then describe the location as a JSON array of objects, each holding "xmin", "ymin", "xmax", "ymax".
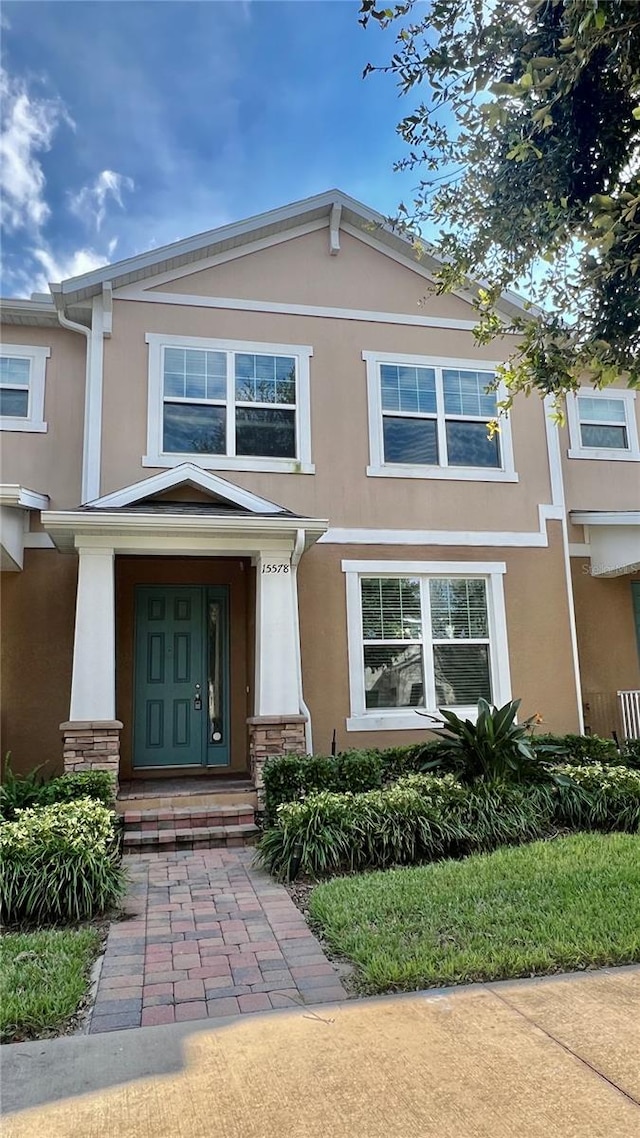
[
  {"xmin": 343, "ymin": 559, "xmax": 511, "ymax": 731},
  {"xmin": 144, "ymin": 334, "xmax": 314, "ymax": 474},
  {"xmin": 567, "ymin": 388, "xmax": 639, "ymax": 461},
  {"xmin": 0, "ymin": 345, "xmax": 50, "ymax": 433},
  {"xmin": 363, "ymin": 352, "xmax": 517, "ymax": 482}
]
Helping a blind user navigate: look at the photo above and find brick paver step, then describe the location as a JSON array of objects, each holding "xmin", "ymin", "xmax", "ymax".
[
  {"xmin": 123, "ymin": 803, "xmax": 255, "ymax": 829},
  {"xmin": 123, "ymin": 822, "xmax": 259, "ymax": 852}
]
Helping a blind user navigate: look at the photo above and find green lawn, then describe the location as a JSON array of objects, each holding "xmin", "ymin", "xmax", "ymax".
[
  {"xmin": 308, "ymin": 833, "xmax": 640, "ymax": 994},
  {"xmin": 0, "ymin": 927, "xmax": 102, "ymax": 1043}
]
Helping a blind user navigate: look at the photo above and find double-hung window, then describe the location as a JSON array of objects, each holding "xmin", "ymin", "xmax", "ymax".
[
  {"xmin": 0, "ymin": 345, "xmax": 50, "ymax": 433},
  {"xmin": 364, "ymin": 352, "xmax": 516, "ymax": 481},
  {"xmin": 567, "ymin": 389, "xmax": 639, "ymax": 461},
  {"xmin": 344, "ymin": 560, "xmax": 511, "ymax": 730},
  {"xmin": 145, "ymin": 334, "xmax": 313, "ymax": 473}
]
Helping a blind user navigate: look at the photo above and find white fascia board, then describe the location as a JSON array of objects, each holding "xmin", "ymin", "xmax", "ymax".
[
  {"xmin": 0, "ymin": 484, "xmax": 49, "ymax": 510},
  {"xmin": 43, "ymin": 510, "xmax": 329, "ymax": 552},
  {"xmin": 571, "ymin": 511, "xmax": 640, "ymax": 527},
  {"xmin": 320, "ymin": 505, "xmax": 565, "ymax": 548},
  {"xmin": 86, "ymin": 462, "xmax": 289, "ymax": 515}
]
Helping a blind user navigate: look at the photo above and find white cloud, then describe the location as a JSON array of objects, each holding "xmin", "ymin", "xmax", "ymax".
[
  {"xmin": 32, "ymin": 245, "xmax": 110, "ymax": 286},
  {"xmin": 69, "ymin": 169, "xmax": 134, "ymax": 231},
  {"xmin": 0, "ymin": 67, "xmax": 72, "ymax": 233}
]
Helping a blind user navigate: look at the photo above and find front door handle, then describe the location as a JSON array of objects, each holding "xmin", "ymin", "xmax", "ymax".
[{"xmin": 194, "ymin": 683, "xmax": 202, "ymax": 711}]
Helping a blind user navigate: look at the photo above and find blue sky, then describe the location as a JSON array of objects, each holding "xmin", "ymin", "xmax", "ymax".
[{"xmin": 1, "ymin": 0, "xmax": 421, "ymax": 297}]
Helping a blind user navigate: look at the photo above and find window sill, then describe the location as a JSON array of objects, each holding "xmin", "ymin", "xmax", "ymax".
[
  {"xmin": 0, "ymin": 419, "xmax": 47, "ymax": 433},
  {"xmin": 142, "ymin": 454, "xmax": 315, "ymax": 475},
  {"xmin": 366, "ymin": 464, "xmax": 518, "ymax": 482},
  {"xmin": 567, "ymin": 448, "xmax": 640, "ymax": 462},
  {"xmin": 346, "ymin": 708, "xmax": 481, "ymax": 732}
]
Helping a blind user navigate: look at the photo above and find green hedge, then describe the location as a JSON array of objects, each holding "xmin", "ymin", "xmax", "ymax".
[
  {"xmin": 1, "ymin": 769, "xmax": 116, "ymax": 821},
  {"xmin": 261, "ymin": 734, "xmax": 639, "ymax": 822},
  {"xmin": 0, "ymin": 798, "xmax": 125, "ymax": 924},
  {"xmin": 257, "ymin": 765, "xmax": 640, "ymax": 879},
  {"xmin": 261, "ymin": 744, "xmax": 433, "ymax": 823}
]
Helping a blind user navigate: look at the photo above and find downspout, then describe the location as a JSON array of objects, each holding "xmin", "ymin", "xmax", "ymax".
[
  {"xmin": 54, "ymin": 292, "xmax": 103, "ymax": 504},
  {"xmin": 292, "ymin": 528, "xmax": 313, "ymax": 754}
]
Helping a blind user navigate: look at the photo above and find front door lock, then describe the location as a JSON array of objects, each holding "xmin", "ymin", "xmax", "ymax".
[{"xmin": 194, "ymin": 682, "xmax": 202, "ymax": 711}]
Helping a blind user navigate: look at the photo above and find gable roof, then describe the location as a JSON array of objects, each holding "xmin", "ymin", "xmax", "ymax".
[
  {"xmin": 83, "ymin": 463, "xmax": 292, "ymax": 515},
  {"xmin": 47, "ymin": 189, "xmax": 528, "ymax": 320}
]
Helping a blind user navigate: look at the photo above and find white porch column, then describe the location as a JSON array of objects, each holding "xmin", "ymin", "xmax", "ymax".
[
  {"xmin": 254, "ymin": 551, "xmax": 300, "ymax": 716},
  {"xmin": 69, "ymin": 545, "xmax": 116, "ymax": 720}
]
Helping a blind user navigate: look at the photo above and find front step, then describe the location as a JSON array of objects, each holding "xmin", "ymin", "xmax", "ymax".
[{"xmin": 121, "ymin": 802, "xmax": 259, "ymax": 852}]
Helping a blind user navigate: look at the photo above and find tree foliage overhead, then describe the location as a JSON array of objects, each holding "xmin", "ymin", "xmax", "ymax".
[{"xmin": 360, "ymin": 0, "xmax": 640, "ymax": 399}]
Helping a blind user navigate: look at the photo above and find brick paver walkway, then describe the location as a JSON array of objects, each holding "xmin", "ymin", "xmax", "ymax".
[{"xmin": 89, "ymin": 849, "xmax": 347, "ymax": 1033}]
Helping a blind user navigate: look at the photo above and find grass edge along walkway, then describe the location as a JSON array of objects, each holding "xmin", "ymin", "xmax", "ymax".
[
  {"xmin": 308, "ymin": 833, "xmax": 640, "ymax": 994},
  {"xmin": 1, "ymin": 927, "xmax": 102, "ymax": 1043}
]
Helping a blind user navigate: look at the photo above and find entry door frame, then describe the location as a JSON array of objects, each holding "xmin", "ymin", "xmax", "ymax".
[{"xmin": 132, "ymin": 584, "xmax": 231, "ymax": 770}]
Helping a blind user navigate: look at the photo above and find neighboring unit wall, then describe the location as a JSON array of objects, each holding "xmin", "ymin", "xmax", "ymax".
[
  {"xmin": 0, "ymin": 324, "xmax": 85, "ymax": 509},
  {"xmin": 559, "ymin": 385, "xmax": 640, "ymax": 517},
  {"xmin": 571, "ymin": 560, "xmax": 640, "ymax": 737},
  {"xmin": 297, "ymin": 525, "xmax": 581, "ymax": 756},
  {"xmin": 1, "ymin": 549, "xmax": 77, "ymax": 776}
]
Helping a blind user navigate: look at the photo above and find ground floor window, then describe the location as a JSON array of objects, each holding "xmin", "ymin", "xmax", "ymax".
[{"xmin": 344, "ymin": 559, "xmax": 511, "ymax": 731}]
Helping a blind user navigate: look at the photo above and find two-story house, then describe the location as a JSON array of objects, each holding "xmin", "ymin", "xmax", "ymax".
[{"xmin": 2, "ymin": 190, "xmax": 639, "ymax": 797}]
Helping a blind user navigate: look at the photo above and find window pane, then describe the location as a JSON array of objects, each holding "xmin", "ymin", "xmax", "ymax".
[
  {"xmin": 383, "ymin": 416, "xmax": 438, "ymax": 464},
  {"xmin": 578, "ymin": 396, "xmax": 626, "ymax": 424},
  {"xmin": 0, "ymin": 388, "xmax": 29, "ymax": 417},
  {"xmin": 235, "ymin": 354, "xmax": 295, "ymax": 405},
  {"xmin": 364, "ymin": 644, "xmax": 425, "ymax": 709},
  {"xmin": 446, "ymin": 420, "xmax": 500, "ymax": 467},
  {"xmin": 434, "ymin": 644, "xmax": 491, "ymax": 706},
  {"xmin": 361, "ymin": 577, "xmax": 421, "ymax": 641},
  {"xmin": 580, "ymin": 423, "xmax": 628, "ymax": 449},
  {"xmin": 443, "ymin": 369, "xmax": 496, "ymax": 418},
  {"xmin": 235, "ymin": 407, "xmax": 295, "ymax": 457},
  {"xmin": 430, "ymin": 579, "xmax": 488, "ymax": 639},
  {"xmin": 163, "ymin": 348, "xmax": 225, "ymax": 401},
  {"xmin": 0, "ymin": 357, "xmax": 30, "ymax": 386},
  {"xmin": 163, "ymin": 403, "xmax": 226, "ymax": 453},
  {"xmin": 380, "ymin": 364, "xmax": 436, "ymax": 413},
  {"xmin": 207, "ymin": 600, "xmax": 225, "ymax": 746}
]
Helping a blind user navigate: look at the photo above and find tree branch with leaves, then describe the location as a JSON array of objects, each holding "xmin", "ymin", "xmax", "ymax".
[{"xmin": 360, "ymin": 0, "xmax": 640, "ymax": 400}]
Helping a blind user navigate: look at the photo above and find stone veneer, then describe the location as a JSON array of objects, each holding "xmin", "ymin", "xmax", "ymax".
[
  {"xmin": 60, "ymin": 720, "xmax": 123, "ymax": 788},
  {"xmin": 247, "ymin": 715, "xmax": 307, "ymax": 809}
]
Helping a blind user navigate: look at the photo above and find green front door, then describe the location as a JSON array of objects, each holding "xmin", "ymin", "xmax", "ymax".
[{"xmin": 133, "ymin": 586, "xmax": 230, "ymax": 769}]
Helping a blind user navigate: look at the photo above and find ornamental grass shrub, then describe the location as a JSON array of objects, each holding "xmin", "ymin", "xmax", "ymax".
[
  {"xmin": 0, "ymin": 798, "xmax": 125, "ymax": 925},
  {"xmin": 257, "ymin": 764, "xmax": 640, "ymax": 879}
]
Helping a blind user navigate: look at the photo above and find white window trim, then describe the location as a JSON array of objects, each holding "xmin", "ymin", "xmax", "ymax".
[
  {"xmin": 0, "ymin": 344, "xmax": 50, "ymax": 433},
  {"xmin": 343, "ymin": 558, "xmax": 511, "ymax": 732},
  {"xmin": 363, "ymin": 351, "xmax": 518, "ymax": 482},
  {"xmin": 144, "ymin": 333, "xmax": 315, "ymax": 474},
  {"xmin": 566, "ymin": 388, "xmax": 640, "ymax": 461}
]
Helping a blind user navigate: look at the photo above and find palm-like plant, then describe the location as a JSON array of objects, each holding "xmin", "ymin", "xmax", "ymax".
[{"xmin": 418, "ymin": 698, "xmax": 563, "ymax": 785}]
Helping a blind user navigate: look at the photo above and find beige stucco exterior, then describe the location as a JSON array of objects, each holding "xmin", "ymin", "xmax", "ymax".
[
  {"xmin": 1, "ymin": 192, "xmax": 638, "ymax": 776},
  {"xmin": 0, "ymin": 324, "xmax": 85, "ymax": 509}
]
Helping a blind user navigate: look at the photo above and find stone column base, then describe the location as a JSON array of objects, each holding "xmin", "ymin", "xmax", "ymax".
[
  {"xmin": 60, "ymin": 720, "xmax": 123, "ymax": 790},
  {"xmin": 247, "ymin": 715, "xmax": 307, "ymax": 810}
]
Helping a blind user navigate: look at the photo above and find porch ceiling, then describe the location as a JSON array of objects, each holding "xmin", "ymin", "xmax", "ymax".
[{"xmin": 571, "ymin": 511, "xmax": 640, "ymax": 577}]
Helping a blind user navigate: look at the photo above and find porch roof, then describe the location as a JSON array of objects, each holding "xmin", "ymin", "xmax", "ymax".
[{"xmin": 42, "ymin": 506, "xmax": 328, "ymax": 555}]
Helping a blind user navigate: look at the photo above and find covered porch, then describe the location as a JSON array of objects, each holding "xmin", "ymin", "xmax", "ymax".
[
  {"xmin": 571, "ymin": 510, "xmax": 640, "ymax": 742},
  {"xmin": 44, "ymin": 465, "xmax": 327, "ymax": 796}
]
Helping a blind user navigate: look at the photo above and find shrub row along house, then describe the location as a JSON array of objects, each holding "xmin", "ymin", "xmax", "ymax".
[{"xmin": 1, "ymin": 190, "xmax": 639, "ymax": 814}]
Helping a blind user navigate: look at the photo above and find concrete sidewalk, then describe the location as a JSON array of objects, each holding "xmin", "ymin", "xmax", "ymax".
[{"xmin": 3, "ymin": 967, "xmax": 639, "ymax": 1137}]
